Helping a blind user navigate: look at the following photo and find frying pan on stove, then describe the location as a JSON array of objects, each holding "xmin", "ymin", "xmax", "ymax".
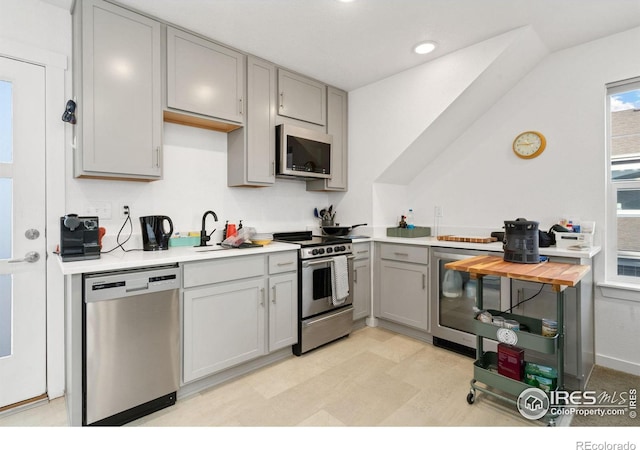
[{"xmin": 320, "ymin": 223, "xmax": 367, "ymax": 236}]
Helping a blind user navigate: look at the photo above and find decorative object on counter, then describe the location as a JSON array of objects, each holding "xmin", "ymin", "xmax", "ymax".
[
  {"xmin": 512, "ymin": 130, "xmax": 546, "ymax": 159},
  {"xmin": 436, "ymin": 235, "xmax": 497, "ymax": 243},
  {"xmin": 169, "ymin": 234, "xmax": 200, "ymax": 247},
  {"xmin": 503, "ymin": 218, "xmax": 539, "ymax": 263},
  {"xmin": 197, "ymin": 211, "xmax": 218, "ymax": 247},
  {"xmin": 222, "ymin": 220, "xmax": 229, "ymax": 240},
  {"xmin": 225, "ymin": 223, "xmax": 237, "ymax": 239},
  {"xmin": 386, "ymin": 226, "xmax": 430, "ymax": 238},
  {"xmin": 321, "ymin": 223, "xmax": 367, "ymax": 236},
  {"xmin": 250, "ymin": 233, "xmax": 273, "ymax": 246},
  {"xmin": 406, "ymin": 209, "xmax": 415, "ymax": 229},
  {"xmin": 398, "ymin": 215, "xmax": 407, "ymax": 228},
  {"xmin": 221, "ymin": 227, "xmax": 259, "ymax": 248},
  {"xmin": 140, "ymin": 215, "xmax": 174, "ymax": 251},
  {"xmin": 61, "ymin": 99, "xmax": 77, "ymax": 124},
  {"xmin": 315, "ymin": 205, "xmax": 336, "ymax": 226}
]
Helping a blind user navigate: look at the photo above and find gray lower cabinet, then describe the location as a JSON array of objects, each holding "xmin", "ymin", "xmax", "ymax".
[
  {"xmin": 165, "ymin": 26, "xmax": 245, "ymax": 125},
  {"xmin": 268, "ymin": 273, "xmax": 298, "ymax": 351},
  {"xmin": 228, "ymin": 56, "xmax": 277, "ymax": 186},
  {"xmin": 182, "ymin": 252, "xmax": 297, "ymax": 384},
  {"xmin": 277, "ymin": 69, "xmax": 326, "ymax": 126},
  {"xmin": 352, "ymin": 242, "xmax": 371, "ymax": 320},
  {"xmin": 182, "ymin": 278, "xmax": 266, "ymax": 383},
  {"xmin": 307, "ymin": 86, "xmax": 348, "ymax": 192},
  {"xmin": 376, "ymin": 243, "xmax": 430, "ymax": 331},
  {"xmin": 73, "ymin": 0, "xmax": 162, "ymax": 180}
]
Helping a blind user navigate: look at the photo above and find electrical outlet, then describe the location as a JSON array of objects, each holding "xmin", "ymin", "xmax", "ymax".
[
  {"xmin": 435, "ymin": 206, "xmax": 443, "ymax": 218},
  {"xmin": 119, "ymin": 204, "xmax": 131, "ymax": 219}
]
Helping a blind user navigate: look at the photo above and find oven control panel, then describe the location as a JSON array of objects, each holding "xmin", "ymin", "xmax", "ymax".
[{"xmin": 301, "ymin": 243, "xmax": 352, "ymax": 259}]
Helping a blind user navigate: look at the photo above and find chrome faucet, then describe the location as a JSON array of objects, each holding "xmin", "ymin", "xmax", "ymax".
[{"xmin": 199, "ymin": 210, "xmax": 218, "ymax": 246}]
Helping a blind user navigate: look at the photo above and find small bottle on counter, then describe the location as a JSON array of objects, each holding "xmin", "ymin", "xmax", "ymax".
[
  {"xmin": 407, "ymin": 209, "xmax": 415, "ymax": 229},
  {"xmin": 222, "ymin": 220, "xmax": 229, "ymax": 240}
]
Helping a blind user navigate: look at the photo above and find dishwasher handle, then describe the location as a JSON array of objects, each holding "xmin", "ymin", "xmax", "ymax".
[{"xmin": 85, "ymin": 266, "xmax": 181, "ymax": 303}]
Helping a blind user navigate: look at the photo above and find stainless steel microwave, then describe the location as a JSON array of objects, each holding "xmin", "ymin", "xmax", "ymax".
[{"xmin": 276, "ymin": 124, "xmax": 332, "ymax": 179}]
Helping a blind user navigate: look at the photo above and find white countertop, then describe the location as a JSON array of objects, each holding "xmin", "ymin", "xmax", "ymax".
[
  {"xmin": 56, "ymin": 234, "xmax": 600, "ymax": 276},
  {"xmin": 372, "ymin": 235, "xmax": 601, "ymax": 259},
  {"xmin": 55, "ymin": 241, "xmax": 300, "ymax": 275}
]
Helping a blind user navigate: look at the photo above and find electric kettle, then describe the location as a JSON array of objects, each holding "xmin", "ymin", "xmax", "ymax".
[{"xmin": 140, "ymin": 215, "xmax": 174, "ymax": 251}]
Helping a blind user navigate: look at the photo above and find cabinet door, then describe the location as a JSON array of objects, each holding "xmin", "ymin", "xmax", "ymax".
[
  {"xmin": 268, "ymin": 273, "xmax": 298, "ymax": 351},
  {"xmin": 183, "ymin": 279, "xmax": 266, "ymax": 383},
  {"xmin": 352, "ymin": 258, "xmax": 371, "ymax": 320},
  {"xmin": 307, "ymin": 86, "xmax": 348, "ymax": 191},
  {"xmin": 278, "ymin": 69, "xmax": 326, "ymax": 126},
  {"xmin": 228, "ymin": 56, "xmax": 276, "ymax": 186},
  {"xmin": 78, "ymin": 0, "xmax": 162, "ymax": 179},
  {"xmin": 379, "ymin": 260, "xmax": 429, "ymax": 331},
  {"xmin": 166, "ymin": 27, "xmax": 245, "ymax": 124}
]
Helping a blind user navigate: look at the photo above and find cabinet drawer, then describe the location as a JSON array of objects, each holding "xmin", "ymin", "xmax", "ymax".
[
  {"xmin": 380, "ymin": 243, "xmax": 428, "ymax": 265},
  {"xmin": 183, "ymin": 255, "xmax": 265, "ymax": 288},
  {"xmin": 269, "ymin": 252, "xmax": 298, "ymax": 274},
  {"xmin": 352, "ymin": 242, "xmax": 370, "ymax": 260}
]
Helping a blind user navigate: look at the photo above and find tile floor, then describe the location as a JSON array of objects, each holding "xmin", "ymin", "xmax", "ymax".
[{"xmin": 1, "ymin": 326, "xmax": 547, "ymax": 429}]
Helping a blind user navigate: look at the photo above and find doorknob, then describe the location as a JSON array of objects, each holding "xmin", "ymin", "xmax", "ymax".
[{"xmin": 8, "ymin": 251, "xmax": 40, "ymax": 263}]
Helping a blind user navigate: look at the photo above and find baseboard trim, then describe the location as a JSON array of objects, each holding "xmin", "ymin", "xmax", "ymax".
[{"xmin": 595, "ymin": 354, "xmax": 640, "ymax": 376}]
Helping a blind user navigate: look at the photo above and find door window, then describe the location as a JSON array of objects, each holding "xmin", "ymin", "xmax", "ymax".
[{"xmin": 0, "ymin": 80, "xmax": 11, "ymax": 358}]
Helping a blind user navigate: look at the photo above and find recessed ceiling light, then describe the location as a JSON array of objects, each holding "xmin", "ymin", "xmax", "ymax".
[{"xmin": 413, "ymin": 41, "xmax": 437, "ymax": 55}]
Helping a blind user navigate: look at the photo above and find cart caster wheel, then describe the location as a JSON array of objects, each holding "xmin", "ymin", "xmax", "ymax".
[{"xmin": 467, "ymin": 392, "xmax": 475, "ymax": 404}]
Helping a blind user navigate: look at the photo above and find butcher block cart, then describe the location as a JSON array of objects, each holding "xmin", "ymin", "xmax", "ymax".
[{"xmin": 444, "ymin": 255, "xmax": 591, "ymax": 425}]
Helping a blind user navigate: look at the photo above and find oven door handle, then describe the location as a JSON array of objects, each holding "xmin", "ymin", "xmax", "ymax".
[{"xmin": 303, "ymin": 255, "xmax": 355, "ymax": 267}]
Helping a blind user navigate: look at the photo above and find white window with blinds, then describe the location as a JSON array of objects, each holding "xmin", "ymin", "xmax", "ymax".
[{"xmin": 606, "ymin": 77, "xmax": 640, "ymax": 285}]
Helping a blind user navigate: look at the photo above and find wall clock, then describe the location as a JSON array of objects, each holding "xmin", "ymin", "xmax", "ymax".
[{"xmin": 512, "ymin": 131, "xmax": 546, "ymax": 159}]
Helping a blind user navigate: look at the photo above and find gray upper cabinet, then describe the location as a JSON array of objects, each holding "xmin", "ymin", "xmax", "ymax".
[
  {"xmin": 165, "ymin": 27, "xmax": 245, "ymax": 125},
  {"xmin": 73, "ymin": 0, "xmax": 162, "ymax": 180},
  {"xmin": 277, "ymin": 69, "xmax": 326, "ymax": 126},
  {"xmin": 228, "ymin": 57, "xmax": 276, "ymax": 187},
  {"xmin": 307, "ymin": 86, "xmax": 348, "ymax": 191}
]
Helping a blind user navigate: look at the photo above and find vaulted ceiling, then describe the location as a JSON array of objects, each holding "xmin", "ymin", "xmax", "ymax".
[{"xmin": 99, "ymin": 0, "xmax": 640, "ymax": 91}]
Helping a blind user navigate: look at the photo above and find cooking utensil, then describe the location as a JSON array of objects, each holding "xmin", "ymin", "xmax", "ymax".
[{"xmin": 321, "ymin": 223, "xmax": 367, "ymax": 236}]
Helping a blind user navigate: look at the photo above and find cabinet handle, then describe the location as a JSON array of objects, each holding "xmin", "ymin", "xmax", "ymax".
[
  {"xmin": 277, "ymin": 261, "xmax": 294, "ymax": 266},
  {"xmin": 394, "ymin": 252, "xmax": 409, "ymax": 257},
  {"xmin": 260, "ymin": 288, "xmax": 265, "ymax": 306},
  {"xmin": 239, "ymin": 98, "xmax": 243, "ymax": 115},
  {"xmin": 155, "ymin": 147, "xmax": 160, "ymax": 168},
  {"xmin": 422, "ymin": 274, "xmax": 426, "ymax": 290},
  {"xmin": 354, "ymin": 269, "xmax": 358, "ymax": 283},
  {"xmin": 279, "ymin": 92, "xmax": 284, "ymax": 109},
  {"xmin": 271, "ymin": 161, "xmax": 275, "ymax": 176},
  {"xmin": 357, "ymin": 250, "xmax": 369, "ymax": 255},
  {"xmin": 272, "ymin": 285, "xmax": 276, "ymax": 303}
]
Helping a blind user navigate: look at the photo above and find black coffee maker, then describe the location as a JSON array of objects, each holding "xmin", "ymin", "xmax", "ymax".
[{"xmin": 140, "ymin": 215, "xmax": 173, "ymax": 251}]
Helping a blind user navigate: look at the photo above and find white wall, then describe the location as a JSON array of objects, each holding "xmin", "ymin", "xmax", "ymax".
[
  {"xmin": 346, "ymin": 26, "xmax": 640, "ymax": 374},
  {"xmin": 66, "ymin": 123, "xmax": 331, "ymax": 245}
]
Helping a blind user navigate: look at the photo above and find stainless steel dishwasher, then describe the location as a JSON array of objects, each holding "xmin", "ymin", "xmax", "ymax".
[{"xmin": 83, "ymin": 265, "xmax": 180, "ymax": 426}]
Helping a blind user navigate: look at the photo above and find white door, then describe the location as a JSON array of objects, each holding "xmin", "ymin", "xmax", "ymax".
[{"xmin": 0, "ymin": 56, "xmax": 47, "ymax": 408}]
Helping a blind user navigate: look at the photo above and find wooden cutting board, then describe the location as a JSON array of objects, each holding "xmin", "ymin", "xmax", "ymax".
[{"xmin": 436, "ymin": 235, "xmax": 498, "ymax": 243}]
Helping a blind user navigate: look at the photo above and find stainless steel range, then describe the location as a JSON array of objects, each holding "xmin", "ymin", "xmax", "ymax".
[{"xmin": 273, "ymin": 231, "xmax": 354, "ymax": 355}]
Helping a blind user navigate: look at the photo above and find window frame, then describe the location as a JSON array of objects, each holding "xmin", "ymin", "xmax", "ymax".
[{"xmin": 606, "ymin": 77, "xmax": 640, "ymax": 285}]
